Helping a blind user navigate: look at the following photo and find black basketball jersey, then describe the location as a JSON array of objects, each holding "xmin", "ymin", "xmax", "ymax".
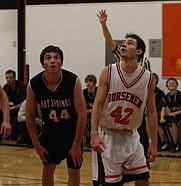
[{"xmin": 30, "ymin": 69, "xmax": 78, "ymax": 129}]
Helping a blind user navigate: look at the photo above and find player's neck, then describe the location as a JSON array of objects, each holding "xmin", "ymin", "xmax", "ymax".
[
  {"xmin": 121, "ymin": 59, "xmax": 138, "ymax": 74},
  {"xmin": 44, "ymin": 70, "xmax": 62, "ymax": 85}
]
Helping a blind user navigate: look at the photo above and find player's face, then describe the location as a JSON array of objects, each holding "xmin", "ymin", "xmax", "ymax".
[
  {"xmin": 42, "ymin": 52, "xmax": 62, "ymax": 73},
  {"xmin": 120, "ymin": 37, "xmax": 140, "ymax": 59}
]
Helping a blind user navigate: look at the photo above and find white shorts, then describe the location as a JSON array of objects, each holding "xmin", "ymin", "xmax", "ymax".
[{"xmin": 94, "ymin": 127, "xmax": 149, "ymax": 184}]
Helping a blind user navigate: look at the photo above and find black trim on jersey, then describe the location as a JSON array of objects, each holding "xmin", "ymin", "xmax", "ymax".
[
  {"xmin": 116, "ymin": 63, "xmax": 146, "ymax": 88},
  {"xmin": 147, "ymin": 72, "xmax": 152, "ymax": 93}
]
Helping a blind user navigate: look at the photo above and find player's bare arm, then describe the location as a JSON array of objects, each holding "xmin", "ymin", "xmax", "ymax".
[
  {"xmin": 70, "ymin": 78, "xmax": 87, "ymax": 167},
  {"xmin": 26, "ymin": 85, "xmax": 48, "ymax": 163},
  {"xmin": 91, "ymin": 67, "xmax": 108, "ymax": 153},
  {"xmin": 0, "ymin": 85, "xmax": 11, "ymax": 139},
  {"xmin": 97, "ymin": 10, "xmax": 116, "ymax": 51},
  {"xmin": 146, "ymin": 77, "xmax": 158, "ymax": 162}
]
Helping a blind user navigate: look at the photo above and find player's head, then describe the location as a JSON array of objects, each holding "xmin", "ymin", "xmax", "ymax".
[
  {"xmin": 125, "ymin": 33, "xmax": 146, "ymax": 62},
  {"xmin": 40, "ymin": 45, "xmax": 64, "ymax": 65}
]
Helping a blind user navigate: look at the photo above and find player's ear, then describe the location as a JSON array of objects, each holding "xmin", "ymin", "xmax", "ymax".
[{"xmin": 136, "ymin": 49, "xmax": 142, "ymax": 56}]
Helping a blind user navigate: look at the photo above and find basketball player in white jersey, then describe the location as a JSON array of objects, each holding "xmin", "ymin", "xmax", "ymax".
[{"xmin": 91, "ymin": 33, "xmax": 157, "ymax": 185}]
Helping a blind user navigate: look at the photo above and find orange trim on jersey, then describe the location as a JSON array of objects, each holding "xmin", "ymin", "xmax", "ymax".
[
  {"xmin": 116, "ymin": 63, "xmax": 145, "ymax": 88},
  {"xmin": 105, "ymin": 173, "xmax": 123, "ymax": 179},
  {"xmin": 126, "ymin": 164, "xmax": 148, "ymax": 171}
]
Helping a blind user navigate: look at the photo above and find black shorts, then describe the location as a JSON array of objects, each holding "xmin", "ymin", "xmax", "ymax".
[{"xmin": 40, "ymin": 124, "xmax": 83, "ymax": 169}]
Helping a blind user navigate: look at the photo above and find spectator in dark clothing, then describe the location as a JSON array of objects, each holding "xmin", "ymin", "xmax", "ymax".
[
  {"xmin": 152, "ymin": 73, "xmax": 169, "ymax": 151},
  {"xmin": 83, "ymin": 74, "xmax": 98, "ymax": 151},
  {"xmin": 160, "ymin": 78, "xmax": 181, "ymax": 152}
]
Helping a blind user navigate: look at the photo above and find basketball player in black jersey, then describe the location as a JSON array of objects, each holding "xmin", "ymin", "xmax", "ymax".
[{"xmin": 26, "ymin": 45, "xmax": 87, "ymax": 186}]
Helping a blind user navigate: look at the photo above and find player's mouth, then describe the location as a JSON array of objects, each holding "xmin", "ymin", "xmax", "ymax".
[{"xmin": 49, "ymin": 65, "xmax": 56, "ymax": 68}]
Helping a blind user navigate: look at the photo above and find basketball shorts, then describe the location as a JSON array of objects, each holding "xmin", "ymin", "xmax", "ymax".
[
  {"xmin": 40, "ymin": 125, "xmax": 83, "ymax": 169},
  {"xmin": 94, "ymin": 127, "xmax": 149, "ymax": 184}
]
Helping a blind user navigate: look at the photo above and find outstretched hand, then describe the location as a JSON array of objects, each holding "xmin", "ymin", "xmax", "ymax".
[{"xmin": 97, "ymin": 10, "xmax": 107, "ymax": 24}]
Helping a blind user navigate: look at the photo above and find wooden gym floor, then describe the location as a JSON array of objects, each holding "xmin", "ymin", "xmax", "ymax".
[{"xmin": 0, "ymin": 145, "xmax": 181, "ymax": 186}]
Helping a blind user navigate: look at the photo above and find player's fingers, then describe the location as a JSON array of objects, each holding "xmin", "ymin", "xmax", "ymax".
[
  {"xmin": 92, "ymin": 146, "xmax": 104, "ymax": 153},
  {"xmin": 2, "ymin": 127, "xmax": 11, "ymax": 139},
  {"xmin": 97, "ymin": 14, "xmax": 101, "ymax": 19},
  {"xmin": 72, "ymin": 156, "xmax": 81, "ymax": 167},
  {"xmin": 100, "ymin": 140, "xmax": 106, "ymax": 149}
]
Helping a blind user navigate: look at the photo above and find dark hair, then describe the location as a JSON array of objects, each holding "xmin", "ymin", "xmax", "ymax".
[
  {"xmin": 166, "ymin": 78, "xmax": 178, "ymax": 87},
  {"xmin": 5, "ymin": 69, "xmax": 16, "ymax": 77},
  {"xmin": 152, "ymin": 72, "xmax": 159, "ymax": 85},
  {"xmin": 85, "ymin": 74, "xmax": 97, "ymax": 84},
  {"xmin": 125, "ymin": 33, "xmax": 146, "ymax": 62},
  {"xmin": 40, "ymin": 45, "xmax": 64, "ymax": 65}
]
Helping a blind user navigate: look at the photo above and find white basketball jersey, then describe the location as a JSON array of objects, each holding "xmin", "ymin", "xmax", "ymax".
[{"xmin": 99, "ymin": 63, "xmax": 152, "ymax": 130}]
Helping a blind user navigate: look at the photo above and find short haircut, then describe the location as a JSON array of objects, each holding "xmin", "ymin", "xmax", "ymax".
[
  {"xmin": 5, "ymin": 69, "xmax": 16, "ymax": 77},
  {"xmin": 152, "ymin": 72, "xmax": 159, "ymax": 85},
  {"xmin": 125, "ymin": 33, "xmax": 146, "ymax": 62},
  {"xmin": 40, "ymin": 45, "xmax": 64, "ymax": 65},
  {"xmin": 166, "ymin": 77, "xmax": 178, "ymax": 87},
  {"xmin": 85, "ymin": 74, "xmax": 97, "ymax": 84}
]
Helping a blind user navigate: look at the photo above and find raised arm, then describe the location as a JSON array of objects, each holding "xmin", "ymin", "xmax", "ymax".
[{"xmin": 97, "ymin": 10, "xmax": 116, "ymax": 51}]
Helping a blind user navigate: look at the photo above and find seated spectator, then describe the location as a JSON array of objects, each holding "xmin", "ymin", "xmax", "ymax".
[
  {"xmin": 17, "ymin": 100, "xmax": 42, "ymax": 146},
  {"xmin": 152, "ymin": 73, "xmax": 169, "ymax": 151},
  {"xmin": 3, "ymin": 69, "xmax": 26, "ymax": 141},
  {"xmin": 160, "ymin": 78, "xmax": 181, "ymax": 152}
]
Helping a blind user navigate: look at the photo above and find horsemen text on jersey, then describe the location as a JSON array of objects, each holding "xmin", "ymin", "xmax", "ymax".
[
  {"xmin": 108, "ymin": 91, "xmax": 143, "ymax": 109},
  {"xmin": 99, "ymin": 63, "xmax": 152, "ymax": 130}
]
